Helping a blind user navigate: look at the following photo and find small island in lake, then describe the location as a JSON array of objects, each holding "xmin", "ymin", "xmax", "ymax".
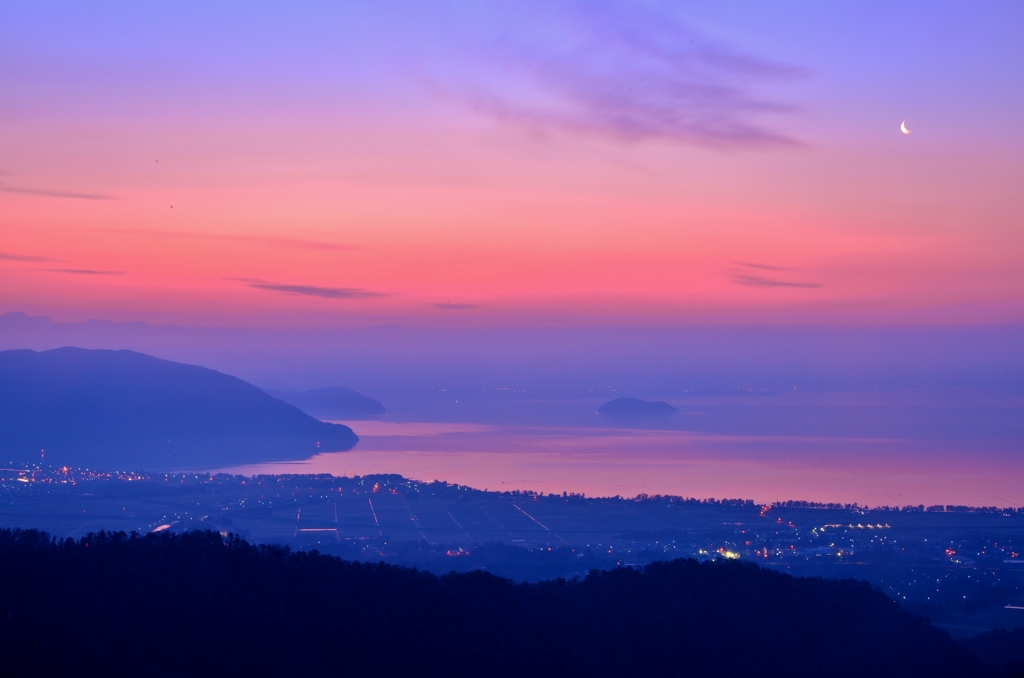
[{"xmin": 597, "ymin": 397, "xmax": 677, "ymax": 418}]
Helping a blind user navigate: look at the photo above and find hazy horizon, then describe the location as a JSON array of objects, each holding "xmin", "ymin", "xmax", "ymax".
[
  {"xmin": 3, "ymin": 313, "xmax": 1021, "ymax": 507},
  {"xmin": 2, "ymin": 1, "xmax": 1023, "ymax": 507}
]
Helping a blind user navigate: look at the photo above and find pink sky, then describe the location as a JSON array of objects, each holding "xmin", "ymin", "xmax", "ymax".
[{"xmin": 1, "ymin": 2, "xmax": 1022, "ymax": 327}]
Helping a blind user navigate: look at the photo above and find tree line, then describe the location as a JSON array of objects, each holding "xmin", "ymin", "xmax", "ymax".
[{"xmin": 0, "ymin": 529, "xmax": 1013, "ymax": 677}]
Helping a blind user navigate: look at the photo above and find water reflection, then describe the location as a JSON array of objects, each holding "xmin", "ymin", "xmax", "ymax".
[{"xmin": 221, "ymin": 421, "xmax": 1024, "ymax": 507}]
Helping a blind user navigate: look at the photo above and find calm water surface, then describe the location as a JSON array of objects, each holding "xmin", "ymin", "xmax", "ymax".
[{"xmin": 222, "ymin": 391, "xmax": 1024, "ymax": 507}]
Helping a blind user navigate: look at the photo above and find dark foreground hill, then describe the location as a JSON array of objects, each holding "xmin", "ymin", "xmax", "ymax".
[
  {"xmin": 0, "ymin": 529, "xmax": 995, "ymax": 678},
  {"xmin": 965, "ymin": 628, "xmax": 1024, "ymax": 676},
  {"xmin": 268, "ymin": 385, "xmax": 386, "ymax": 419},
  {"xmin": 598, "ymin": 396, "xmax": 677, "ymax": 418},
  {"xmin": 0, "ymin": 348, "xmax": 357, "ymax": 470}
]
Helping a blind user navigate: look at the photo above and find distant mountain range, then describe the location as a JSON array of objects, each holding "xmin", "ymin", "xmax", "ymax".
[
  {"xmin": 0, "ymin": 347, "xmax": 358, "ymax": 470},
  {"xmin": 268, "ymin": 386, "xmax": 385, "ymax": 419},
  {"xmin": 597, "ymin": 397, "xmax": 677, "ymax": 418}
]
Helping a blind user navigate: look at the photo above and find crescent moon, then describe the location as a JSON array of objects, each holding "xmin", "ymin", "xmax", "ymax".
[{"xmin": 900, "ymin": 120, "xmax": 911, "ymax": 134}]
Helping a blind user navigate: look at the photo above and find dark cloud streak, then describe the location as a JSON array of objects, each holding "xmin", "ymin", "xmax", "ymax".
[
  {"xmin": 235, "ymin": 278, "xmax": 385, "ymax": 299},
  {"xmin": 47, "ymin": 268, "xmax": 126, "ymax": 276},
  {"xmin": 0, "ymin": 252, "xmax": 60, "ymax": 263},
  {"xmin": 433, "ymin": 302, "xmax": 477, "ymax": 310},
  {"xmin": 100, "ymin": 228, "xmax": 354, "ymax": 251},
  {"xmin": 0, "ymin": 185, "xmax": 116, "ymax": 200},
  {"xmin": 732, "ymin": 274, "xmax": 822, "ymax": 289},
  {"xmin": 736, "ymin": 261, "xmax": 791, "ymax": 271}
]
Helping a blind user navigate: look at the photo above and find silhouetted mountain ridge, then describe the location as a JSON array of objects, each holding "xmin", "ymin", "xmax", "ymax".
[
  {"xmin": 0, "ymin": 347, "xmax": 357, "ymax": 470},
  {"xmin": 0, "ymin": 528, "xmax": 994, "ymax": 678},
  {"xmin": 268, "ymin": 385, "xmax": 386, "ymax": 419}
]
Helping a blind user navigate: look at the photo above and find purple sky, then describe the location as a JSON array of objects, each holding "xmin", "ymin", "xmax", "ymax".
[{"xmin": 1, "ymin": 2, "xmax": 1021, "ymax": 502}]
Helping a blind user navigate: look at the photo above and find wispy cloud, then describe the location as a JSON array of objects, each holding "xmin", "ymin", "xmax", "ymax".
[
  {"xmin": 433, "ymin": 302, "xmax": 477, "ymax": 310},
  {"xmin": 0, "ymin": 185, "xmax": 116, "ymax": 200},
  {"xmin": 735, "ymin": 261, "xmax": 791, "ymax": 271},
  {"xmin": 727, "ymin": 261, "xmax": 821, "ymax": 288},
  {"xmin": 100, "ymin": 228, "xmax": 354, "ymax": 251},
  {"xmin": 0, "ymin": 252, "xmax": 60, "ymax": 263},
  {"xmin": 454, "ymin": 2, "xmax": 804, "ymax": 147},
  {"xmin": 234, "ymin": 278, "xmax": 385, "ymax": 299},
  {"xmin": 732, "ymin": 274, "xmax": 822, "ymax": 289},
  {"xmin": 47, "ymin": 268, "xmax": 126, "ymax": 276}
]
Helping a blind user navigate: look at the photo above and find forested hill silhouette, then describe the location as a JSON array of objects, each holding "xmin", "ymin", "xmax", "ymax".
[
  {"xmin": 0, "ymin": 348, "xmax": 357, "ymax": 470},
  {"xmin": 268, "ymin": 385, "xmax": 386, "ymax": 419},
  {"xmin": 0, "ymin": 529, "xmax": 995, "ymax": 678}
]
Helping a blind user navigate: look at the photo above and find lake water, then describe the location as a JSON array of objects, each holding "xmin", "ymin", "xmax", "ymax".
[{"xmin": 221, "ymin": 390, "xmax": 1024, "ymax": 506}]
